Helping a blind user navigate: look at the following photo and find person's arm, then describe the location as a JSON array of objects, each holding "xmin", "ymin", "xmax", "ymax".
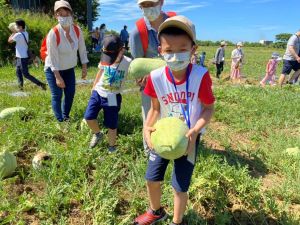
[
  {"xmin": 144, "ymin": 97, "xmax": 160, "ymax": 149},
  {"xmin": 92, "ymin": 68, "xmax": 103, "ymax": 91},
  {"xmin": 129, "ymin": 28, "xmax": 144, "ymax": 58},
  {"xmin": 77, "ymin": 27, "xmax": 89, "ymax": 79},
  {"xmin": 288, "ymin": 45, "xmax": 300, "ymax": 62},
  {"xmin": 8, "ymin": 33, "xmax": 17, "ymax": 43},
  {"xmin": 47, "ymin": 30, "xmax": 65, "ymax": 88},
  {"xmin": 215, "ymin": 48, "xmax": 220, "ymax": 64}
]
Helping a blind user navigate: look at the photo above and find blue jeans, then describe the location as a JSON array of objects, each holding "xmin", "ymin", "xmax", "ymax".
[
  {"xmin": 16, "ymin": 58, "xmax": 44, "ymax": 87},
  {"xmin": 45, "ymin": 67, "xmax": 76, "ymax": 122}
]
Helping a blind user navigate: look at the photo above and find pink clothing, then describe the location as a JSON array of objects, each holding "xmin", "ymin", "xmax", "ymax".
[
  {"xmin": 230, "ymin": 63, "xmax": 241, "ymax": 79},
  {"xmin": 260, "ymin": 59, "xmax": 278, "ymax": 86},
  {"xmin": 230, "ymin": 48, "xmax": 243, "ymax": 79}
]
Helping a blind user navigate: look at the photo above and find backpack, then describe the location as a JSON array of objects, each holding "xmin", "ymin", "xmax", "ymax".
[
  {"xmin": 136, "ymin": 12, "xmax": 177, "ymax": 57},
  {"xmin": 40, "ymin": 25, "xmax": 80, "ymax": 61}
]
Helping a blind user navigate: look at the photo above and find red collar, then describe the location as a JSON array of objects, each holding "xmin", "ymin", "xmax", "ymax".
[{"xmin": 165, "ymin": 64, "xmax": 193, "ymax": 85}]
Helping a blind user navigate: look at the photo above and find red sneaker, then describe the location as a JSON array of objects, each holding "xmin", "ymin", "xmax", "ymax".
[{"xmin": 134, "ymin": 208, "xmax": 168, "ymax": 225}]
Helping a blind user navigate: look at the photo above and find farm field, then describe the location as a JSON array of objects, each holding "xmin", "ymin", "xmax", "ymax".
[{"xmin": 0, "ymin": 47, "xmax": 300, "ymax": 225}]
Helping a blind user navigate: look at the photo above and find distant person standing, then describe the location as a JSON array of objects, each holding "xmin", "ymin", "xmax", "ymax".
[
  {"xmin": 260, "ymin": 52, "xmax": 282, "ymax": 87},
  {"xmin": 120, "ymin": 25, "xmax": 129, "ymax": 50},
  {"xmin": 99, "ymin": 24, "xmax": 106, "ymax": 48},
  {"xmin": 8, "ymin": 19, "xmax": 46, "ymax": 91},
  {"xmin": 278, "ymin": 30, "xmax": 300, "ymax": 86},
  {"xmin": 214, "ymin": 41, "xmax": 226, "ymax": 79},
  {"xmin": 230, "ymin": 42, "xmax": 244, "ymax": 82},
  {"xmin": 91, "ymin": 27, "xmax": 100, "ymax": 49},
  {"xmin": 199, "ymin": 51, "xmax": 206, "ymax": 67}
]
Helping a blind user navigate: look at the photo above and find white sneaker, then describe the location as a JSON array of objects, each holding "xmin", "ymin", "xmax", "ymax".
[{"xmin": 89, "ymin": 132, "xmax": 103, "ymax": 148}]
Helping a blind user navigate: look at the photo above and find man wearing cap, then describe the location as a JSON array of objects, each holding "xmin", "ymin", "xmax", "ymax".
[
  {"xmin": 44, "ymin": 0, "xmax": 89, "ymax": 122},
  {"xmin": 130, "ymin": 0, "xmax": 177, "ymax": 154},
  {"xmin": 214, "ymin": 41, "xmax": 227, "ymax": 79},
  {"xmin": 278, "ymin": 30, "xmax": 300, "ymax": 86},
  {"xmin": 84, "ymin": 35, "xmax": 131, "ymax": 152}
]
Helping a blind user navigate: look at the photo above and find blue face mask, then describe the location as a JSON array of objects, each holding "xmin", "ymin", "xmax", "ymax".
[{"xmin": 163, "ymin": 51, "xmax": 191, "ymax": 71}]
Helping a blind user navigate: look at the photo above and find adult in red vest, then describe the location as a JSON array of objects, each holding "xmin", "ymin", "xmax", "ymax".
[
  {"xmin": 44, "ymin": 0, "xmax": 89, "ymax": 122},
  {"xmin": 129, "ymin": 0, "xmax": 176, "ymax": 153}
]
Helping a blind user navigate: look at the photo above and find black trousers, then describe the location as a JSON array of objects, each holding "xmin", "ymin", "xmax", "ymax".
[{"xmin": 216, "ymin": 61, "xmax": 224, "ymax": 78}]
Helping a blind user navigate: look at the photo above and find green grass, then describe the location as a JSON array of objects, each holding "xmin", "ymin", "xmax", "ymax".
[{"xmin": 0, "ymin": 47, "xmax": 300, "ymax": 224}]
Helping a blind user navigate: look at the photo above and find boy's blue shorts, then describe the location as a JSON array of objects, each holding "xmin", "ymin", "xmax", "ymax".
[
  {"xmin": 84, "ymin": 91, "xmax": 122, "ymax": 129},
  {"xmin": 145, "ymin": 135, "xmax": 200, "ymax": 192}
]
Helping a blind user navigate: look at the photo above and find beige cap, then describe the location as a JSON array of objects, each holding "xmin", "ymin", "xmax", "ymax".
[
  {"xmin": 221, "ymin": 41, "xmax": 227, "ymax": 46},
  {"xmin": 54, "ymin": 0, "xmax": 72, "ymax": 12},
  {"xmin": 137, "ymin": 0, "xmax": 159, "ymax": 4},
  {"xmin": 158, "ymin": 15, "xmax": 196, "ymax": 43}
]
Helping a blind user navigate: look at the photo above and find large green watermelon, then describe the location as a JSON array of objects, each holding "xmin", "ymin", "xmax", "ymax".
[
  {"xmin": 0, "ymin": 107, "xmax": 26, "ymax": 119},
  {"xmin": 151, "ymin": 117, "xmax": 189, "ymax": 160},
  {"xmin": 0, "ymin": 151, "xmax": 17, "ymax": 179},
  {"xmin": 128, "ymin": 58, "xmax": 166, "ymax": 79}
]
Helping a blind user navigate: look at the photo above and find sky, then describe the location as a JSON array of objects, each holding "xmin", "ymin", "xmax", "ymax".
[{"xmin": 95, "ymin": 0, "xmax": 299, "ymax": 43}]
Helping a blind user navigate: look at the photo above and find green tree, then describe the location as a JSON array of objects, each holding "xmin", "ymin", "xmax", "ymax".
[{"xmin": 275, "ymin": 33, "xmax": 293, "ymax": 43}]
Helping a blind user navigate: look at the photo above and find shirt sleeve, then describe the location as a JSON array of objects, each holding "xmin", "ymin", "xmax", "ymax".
[
  {"xmin": 144, "ymin": 75, "xmax": 157, "ymax": 98},
  {"xmin": 12, "ymin": 33, "xmax": 21, "ymax": 42},
  {"xmin": 287, "ymin": 35, "xmax": 298, "ymax": 47},
  {"xmin": 77, "ymin": 26, "xmax": 89, "ymax": 65},
  {"xmin": 129, "ymin": 27, "xmax": 144, "ymax": 59},
  {"xmin": 198, "ymin": 72, "xmax": 215, "ymax": 105},
  {"xmin": 46, "ymin": 30, "xmax": 60, "ymax": 72}
]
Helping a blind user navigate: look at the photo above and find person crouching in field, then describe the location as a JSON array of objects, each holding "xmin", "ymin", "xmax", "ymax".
[
  {"xmin": 260, "ymin": 53, "xmax": 282, "ymax": 87},
  {"xmin": 134, "ymin": 16, "xmax": 215, "ymax": 225},
  {"xmin": 84, "ymin": 35, "xmax": 131, "ymax": 152},
  {"xmin": 230, "ymin": 42, "xmax": 244, "ymax": 82}
]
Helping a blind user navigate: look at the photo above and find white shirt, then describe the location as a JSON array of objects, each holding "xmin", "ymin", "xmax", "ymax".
[
  {"xmin": 12, "ymin": 32, "xmax": 29, "ymax": 58},
  {"xmin": 94, "ymin": 56, "xmax": 131, "ymax": 97},
  {"xmin": 44, "ymin": 24, "xmax": 89, "ymax": 71}
]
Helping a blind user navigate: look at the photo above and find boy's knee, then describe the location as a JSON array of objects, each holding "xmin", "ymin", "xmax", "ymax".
[{"xmin": 146, "ymin": 180, "xmax": 161, "ymax": 188}]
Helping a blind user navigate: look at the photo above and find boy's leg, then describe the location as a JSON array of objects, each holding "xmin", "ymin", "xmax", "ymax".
[
  {"xmin": 103, "ymin": 94, "xmax": 122, "ymax": 151},
  {"xmin": 147, "ymin": 181, "xmax": 162, "ymax": 211},
  {"xmin": 16, "ymin": 58, "xmax": 24, "ymax": 89},
  {"xmin": 171, "ymin": 135, "xmax": 200, "ymax": 224},
  {"xmin": 62, "ymin": 68, "xmax": 76, "ymax": 120},
  {"xmin": 134, "ymin": 151, "xmax": 169, "ymax": 224},
  {"xmin": 45, "ymin": 68, "xmax": 63, "ymax": 122},
  {"xmin": 173, "ymin": 190, "xmax": 188, "ymax": 224},
  {"xmin": 20, "ymin": 58, "xmax": 45, "ymax": 87},
  {"xmin": 84, "ymin": 91, "xmax": 103, "ymax": 148}
]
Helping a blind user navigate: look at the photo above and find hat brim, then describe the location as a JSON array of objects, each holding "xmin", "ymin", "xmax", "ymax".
[
  {"xmin": 158, "ymin": 20, "xmax": 196, "ymax": 43},
  {"xmin": 101, "ymin": 51, "xmax": 119, "ymax": 65},
  {"xmin": 137, "ymin": 0, "xmax": 159, "ymax": 4}
]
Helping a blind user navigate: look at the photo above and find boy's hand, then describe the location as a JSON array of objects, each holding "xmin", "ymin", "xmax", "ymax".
[
  {"xmin": 136, "ymin": 76, "xmax": 148, "ymax": 87},
  {"xmin": 185, "ymin": 129, "xmax": 197, "ymax": 156},
  {"xmin": 144, "ymin": 126, "xmax": 156, "ymax": 150}
]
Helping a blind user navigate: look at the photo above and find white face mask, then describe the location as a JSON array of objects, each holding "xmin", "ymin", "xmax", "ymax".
[
  {"xmin": 163, "ymin": 52, "xmax": 191, "ymax": 72},
  {"xmin": 58, "ymin": 16, "xmax": 73, "ymax": 27},
  {"xmin": 142, "ymin": 5, "xmax": 161, "ymax": 22}
]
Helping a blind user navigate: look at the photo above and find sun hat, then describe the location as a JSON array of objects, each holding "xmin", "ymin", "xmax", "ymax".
[
  {"xmin": 237, "ymin": 42, "xmax": 243, "ymax": 46},
  {"xmin": 221, "ymin": 41, "xmax": 227, "ymax": 46},
  {"xmin": 158, "ymin": 15, "xmax": 196, "ymax": 43},
  {"xmin": 54, "ymin": 0, "xmax": 73, "ymax": 12},
  {"xmin": 137, "ymin": 0, "xmax": 159, "ymax": 4}
]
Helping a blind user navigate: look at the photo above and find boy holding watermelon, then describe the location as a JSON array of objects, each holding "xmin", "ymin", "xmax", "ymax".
[{"xmin": 134, "ymin": 16, "xmax": 215, "ymax": 225}]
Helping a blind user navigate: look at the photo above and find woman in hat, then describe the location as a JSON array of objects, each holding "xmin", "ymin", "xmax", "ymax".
[
  {"xmin": 230, "ymin": 42, "xmax": 244, "ymax": 82},
  {"xmin": 44, "ymin": 0, "xmax": 89, "ymax": 122}
]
